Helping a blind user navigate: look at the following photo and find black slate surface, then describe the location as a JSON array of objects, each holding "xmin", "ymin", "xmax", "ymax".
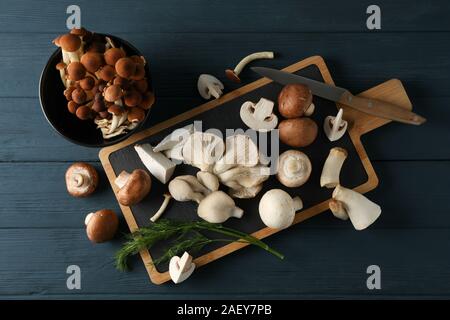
[{"xmin": 108, "ymin": 64, "xmax": 368, "ymax": 272}]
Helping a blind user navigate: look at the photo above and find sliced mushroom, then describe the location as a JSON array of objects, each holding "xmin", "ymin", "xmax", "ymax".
[
  {"xmin": 214, "ymin": 134, "xmax": 259, "ymax": 174},
  {"xmin": 324, "ymin": 108, "xmax": 348, "ymax": 142},
  {"xmin": 276, "ymin": 150, "xmax": 312, "ymax": 188},
  {"xmin": 169, "ymin": 252, "xmax": 195, "ymax": 284},
  {"xmin": 320, "ymin": 147, "xmax": 348, "ymax": 188},
  {"xmin": 240, "ymin": 98, "xmax": 278, "ymax": 132},
  {"xmin": 182, "ymin": 131, "xmax": 225, "ymax": 172},
  {"xmin": 197, "ymin": 74, "xmax": 224, "ymax": 99}
]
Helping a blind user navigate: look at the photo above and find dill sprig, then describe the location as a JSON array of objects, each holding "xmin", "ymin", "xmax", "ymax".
[{"xmin": 115, "ymin": 219, "xmax": 284, "ymax": 271}]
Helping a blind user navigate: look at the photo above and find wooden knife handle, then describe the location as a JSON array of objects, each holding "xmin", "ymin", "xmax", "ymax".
[{"xmin": 339, "ymin": 91, "xmax": 426, "ymax": 125}]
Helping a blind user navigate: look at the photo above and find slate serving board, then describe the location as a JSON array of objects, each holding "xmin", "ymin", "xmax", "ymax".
[{"xmin": 99, "ymin": 56, "xmax": 413, "ymax": 284}]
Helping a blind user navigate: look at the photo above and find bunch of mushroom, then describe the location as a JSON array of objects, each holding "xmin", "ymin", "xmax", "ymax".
[{"xmin": 53, "ymin": 28, "xmax": 154, "ymax": 139}]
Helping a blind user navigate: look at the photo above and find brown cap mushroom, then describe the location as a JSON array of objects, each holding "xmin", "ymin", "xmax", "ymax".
[
  {"xmin": 67, "ymin": 62, "xmax": 86, "ymax": 81},
  {"xmin": 85, "ymin": 209, "xmax": 119, "ymax": 243},
  {"xmin": 80, "ymin": 52, "xmax": 104, "ymax": 73},
  {"xmin": 138, "ymin": 91, "xmax": 155, "ymax": 110},
  {"xmin": 278, "ymin": 84, "xmax": 313, "ymax": 118},
  {"xmin": 79, "ymin": 76, "xmax": 95, "ymax": 90},
  {"xmin": 97, "ymin": 65, "xmax": 116, "ymax": 82},
  {"xmin": 127, "ymin": 107, "xmax": 145, "ymax": 123},
  {"xmin": 65, "ymin": 162, "xmax": 98, "ymax": 197},
  {"xmin": 131, "ymin": 63, "xmax": 145, "ymax": 81},
  {"xmin": 107, "ymin": 104, "xmax": 124, "ymax": 116},
  {"xmin": 113, "ymin": 76, "xmax": 130, "ymax": 89},
  {"xmin": 133, "ymin": 79, "xmax": 148, "ymax": 93},
  {"xmin": 58, "ymin": 33, "xmax": 81, "ymax": 52},
  {"xmin": 104, "ymin": 47, "xmax": 126, "ymax": 66},
  {"xmin": 75, "ymin": 105, "xmax": 92, "ymax": 120},
  {"xmin": 114, "ymin": 169, "xmax": 151, "ymax": 206},
  {"xmin": 91, "ymin": 99, "xmax": 105, "ymax": 113},
  {"xmin": 124, "ymin": 90, "xmax": 142, "ymax": 107},
  {"xmin": 71, "ymin": 88, "xmax": 87, "ymax": 104},
  {"xmin": 64, "ymin": 86, "xmax": 76, "ymax": 100},
  {"xmin": 67, "ymin": 101, "xmax": 78, "ymax": 114},
  {"xmin": 279, "ymin": 117, "xmax": 318, "ymax": 148},
  {"xmin": 56, "ymin": 62, "xmax": 66, "ymax": 71},
  {"xmin": 70, "ymin": 27, "xmax": 90, "ymax": 38},
  {"xmin": 104, "ymin": 85, "xmax": 123, "ymax": 102},
  {"xmin": 87, "ymin": 41, "xmax": 105, "ymax": 53},
  {"xmin": 115, "ymin": 57, "xmax": 136, "ymax": 79}
]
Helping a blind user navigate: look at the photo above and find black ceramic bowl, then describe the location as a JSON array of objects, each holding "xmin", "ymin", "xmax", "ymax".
[{"xmin": 39, "ymin": 34, "xmax": 153, "ymax": 147}]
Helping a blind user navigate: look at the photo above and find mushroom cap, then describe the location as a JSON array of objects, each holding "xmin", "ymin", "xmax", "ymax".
[
  {"xmin": 79, "ymin": 76, "xmax": 96, "ymax": 90},
  {"xmin": 127, "ymin": 107, "xmax": 145, "ymax": 123},
  {"xmin": 59, "ymin": 33, "xmax": 82, "ymax": 52},
  {"xmin": 130, "ymin": 55, "xmax": 146, "ymax": 65},
  {"xmin": 75, "ymin": 105, "xmax": 92, "ymax": 120},
  {"xmin": 104, "ymin": 47, "xmax": 126, "ymax": 66},
  {"xmin": 71, "ymin": 88, "xmax": 87, "ymax": 104},
  {"xmin": 107, "ymin": 104, "xmax": 124, "ymax": 116},
  {"xmin": 279, "ymin": 117, "xmax": 318, "ymax": 148},
  {"xmin": 278, "ymin": 84, "xmax": 313, "ymax": 118},
  {"xmin": 80, "ymin": 52, "xmax": 104, "ymax": 73},
  {"xmin": 104, "ymin": 85, "xmax": 123, "ymax": 102},
  {"xmin": 259, "ymin": 189, "xmax": 295, "ymax": 229},
  {"xmin": 113, "ymin": 76, "xmax": 130, "ymax": 89},
  {"xmin": 138, "ymin": 91, "xmax": 155, "ymax": 110},
  {"xmin": 225, "ymin": 69, "xmax": 241, "ymax": 83},
  {"xmin": 91, "ymin": 99, "xmax": 105, "ymax": 113},
  {"xmin": 87, "ymin": 41, "xmax": 106, "ymax": 53},
  {"xmin": 131, "ymin": 63, "xmax": 145, "ymax": 80},
  {"xmin": 67, "ymin": 101, "xmax": 78, "ymax": 114},
  {"xmin": 116, "ymin": 169, "xmax": 151, "ymax": 206},
  {"xmin": 70, "ymin": 27, "xmax": 90, "ymax": 37},
  {"xmin": 133, "ymin": 79, "xmax": 148, "ymax": 93},
  {"xmin": 64, "ymin": 86, "xmax": 76, "ymax": 100},
  {"xmin": 56, "ymin": 62, "xmax": 66, "ymax": 70},
  {"xmin": 67, "ymin": 62, "xmax": 86, "ymax": 81},
  {"xmin": 85, "ymin": 209, "xmax": 119, "ymax": 243},
  {"xmin": 97, "ymin": 65, "xmax": 116, "ymax": 82},
  {"xmin": 115, "ymin": 57, "xmax": 136, "ymax": 79},
  {"xmin": 276, "ymin": 150, "xmax": 312, "ymax": 187},
  {"xmin": 124, "ymin": 90, "xmax": 142, "ymax": 107},
  {"xmin": 65, "ymin": 162, "xmax": 99, "ymax": 197}
]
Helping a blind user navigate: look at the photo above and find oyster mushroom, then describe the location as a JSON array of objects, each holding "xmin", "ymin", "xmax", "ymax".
[
  {"xmin": 240, "ymin": 98, "xmax": 278, "ymax": 132},
  {"xmin": 182, "ymin": 132, "xmax": 225, "ymax": 172},
  {"xmin": 114, "ymin": 169, "xmax": 152, "ymax": 206},
  {"xmin": 320, "ymin": 147, "xmax": 348, "ymax": 188},
  {"xmin": 196, "ymin": 171, "xmax": 219, "ymax": 192},
  {"xmin": 168, "ymin": 175, "xmax": 209, "ymax": 204},
  {"xmin": 197, "ymin": 191, "xmax": 244, "ymax": 223},
  {"xmin": 276, "ymin": 150, "xmax": 312, "ymax": 188},
  {"xmin": 226, "ymin": 51, "xmax": 274, "ymax": 83},
  {"xmin": 214, "ymin": 134, "xmax": 259, "ymax": 174},
  {"xmin": 197, "ymin": 74, "xmax": 224, "ymax": 99},
  {"xmin": 65, "ymin": 162, "xmax": 98, "ymax": 197}
]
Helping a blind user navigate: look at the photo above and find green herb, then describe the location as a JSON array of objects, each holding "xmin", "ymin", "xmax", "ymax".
[{"xmin": 115, "ymin": 219, "xmax": 284, "ymax": 271}]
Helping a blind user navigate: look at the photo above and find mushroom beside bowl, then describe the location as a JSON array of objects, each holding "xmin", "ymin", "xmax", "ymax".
[{"xmin": 39, "ymin": 34, "xmax": 154, "ymax": 147}]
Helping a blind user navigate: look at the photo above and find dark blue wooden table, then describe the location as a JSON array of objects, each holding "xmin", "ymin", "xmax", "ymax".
[{"xmin": 0, "ymin": 0, "xmax": 449, "ymax": 299}]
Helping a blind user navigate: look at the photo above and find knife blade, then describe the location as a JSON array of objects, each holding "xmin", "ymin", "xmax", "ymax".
[{"xmin": 251, "ymin": 67, "xmax": 426, "ymax": 125}]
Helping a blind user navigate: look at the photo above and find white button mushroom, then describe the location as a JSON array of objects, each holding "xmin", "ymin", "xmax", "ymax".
[
  {"xmin": 276, "ymin": 150, "xmax": 312, "ymax": 188},
  {"xmin": 320, "ymin": 147, "xmax": 348, "ymax": 188},
  {"xmin": 197, "ymin": 191, "xmax": 244, "ymax": 223},
  {"xmin": 332, "ymin": 185, "xmax": 381, "ymax": 230},
  {"xmin": 197, "ymin": 74, "xmax": 224, "ymax": 99},
  {"xmin": 240, "ymin": 98, "xmax": 278, "ymax": 132},
  {"xmin": 169, "ymin": 251, "xmax": 196, "ymax": 284},
  {"xmin": 324, "ymin": 108, "xmax": 348, "ymax": 142},
  {"xmin": 258, "ymin": 189, "xmax": 303, "ymax": 229}
]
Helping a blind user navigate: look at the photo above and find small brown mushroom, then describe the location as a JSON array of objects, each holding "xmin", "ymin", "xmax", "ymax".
[
  {"xmin": 79, "ymin": 76, "xmax": 95, "ymax": 90},
  {"xmin": 65, "ymin": 162, "xmax": 98, "ymax": 197},
  {"xmin": 133, "ymin": 79, "xmax": 148, "ymax": 93},
  {"xmin": 64, "ymin": 86, "xmax": 76, "ymax": 100},
  {"xmin": 75, "ymin": 105, "xmax": 92, "ymax": 120},
  {"xmin": 91, "ymin": 99, "xmax": 105, "ymax": 113},
  {"xmin": 131, "ymin": 63, "xmax": 145, "ymax": 80},
  {"xmin": 114, "ymin": 169, "xmax": 151, "ymax": 206},
  {"xmin": 279, "ymin": 117, "xmax": 318, "ymax": 147},
  {"xmin": 278, "ymin": 84, "xmax": 313, "ymax": 118},
  {"xmin": 127, "ymin": 107, "xmax": 145, "ymax": 123},
  {"xmin": 97, "ymin": 65, "xmax": 116, "ymax": 82},
  {"xmin": 104, "ymin": 47, "xmax": 126, "ymax": 66},
  {"xmin": 113, "ymin": 76, "xmax": 130, "ymax": 89},
  {"xmin": 80, "ymin": 52, "xmax": 104, "ymax": 73},
  {"xmin": 104, "ymin": 85, "xmax": 123, "ymax": 102},
  {"xmin": 58, "ymin": 33, "xmax": 82, "ymax": 62},
  {"xmin": 115, "ymin": 57, "xmax": 136, "ymax": 79},
  {"xmin": 124, "ymin": 90, "xmax": 142, "ymax": 107},
  {"xmin": 87, "ymin": 41, "xmax": 106, "ymax": 53},
  {"xmin": 66, "ymin": 62, "xmax": 86, "ymax": 81},
  {"xmin": 85, "ymin": 209, "xmax": 119, "ymax": 243},
  {"xmin": 67, "ymin": 101, "xmax": 78, "ymax": 114},
  {"xmin": 71, "ymin": 88, "xmax": 87, "ymax": 104},
  {"xmin": 138, "ymin": 91, "xmax": 155, "ymax": 110}
]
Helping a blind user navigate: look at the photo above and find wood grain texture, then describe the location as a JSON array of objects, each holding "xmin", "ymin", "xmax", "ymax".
[{"xmin": 0, "ymin": 0, "xmax": 449, "ymax": 33}]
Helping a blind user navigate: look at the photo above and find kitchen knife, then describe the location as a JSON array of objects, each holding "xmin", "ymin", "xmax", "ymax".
[{"xmin": 251, "ymin": 67, "xmax": 426, "ymax": 125}]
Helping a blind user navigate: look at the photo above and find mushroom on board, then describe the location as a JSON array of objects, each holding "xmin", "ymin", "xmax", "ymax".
[
  {"xmin": 134, "ymin": 144, "xmax": 176, "ymax": 184},
  {"xmin": 277, "ymin": 150, "xmax": 312, "ymax": 188},
  {"xmin": 320, "ymin": 147, "xmax": 348, "ymax": 188},
  {"xmin": 169, "ymin": 252, "xmax": 196, "ymax": 284},
  {"xmin": 332, "ymin": 185, "xmax": 381, "ymax": 230},
  {"xmin": 196, "ymin": 171, "xmax": 219, "ymax": 192},
  {"xmin": 114, "ymin": 169, "xmax": 152, "ymax": 206},
  {"xmin": 85, "ymin": 209, "xmax": 119, "ymax": 243},
  {"xmin": 168, "ymin": 175, "xmax": 209, "ymax": 204},
  {"xmin": 182, "ymin": 131, "xmax": 225, "ymax": 172},
  {"xmin": 197, "ymin": 74, "xmax": 224, "ymax": 99},
  {"xmin": 324, "ymin": 108, "xmax": 348, "ymax": 142},
  {"xmin": 65, "ymin": 162, "xmax": 99, "ymax": 197},
  {"xmin": 278, "ymin": 84, "xmax": 314, "ymax": 118},
  {"xmin": 240, "ymin": 98, "xmax": 278, "ymax": 132},
  {"xmin": 259, "ymin": 189, "xmax": 303, "ymax": 229},
  {"xmin": 214, "ymin": 134, "xmax": 259, "ymax": 174},
  {"xmin": 197, "ymin": 191, "xmax": 244, "ymax": 223},
  {"xmin": 329, "ymin": 199, "xmax": 349, "ymax": 221},
  {"xmin": 226, "ymin": 51, "xmax": 274, "ymax": 83},
  {"xmin": 279, "ymin": 117, "xmax": 318, "ymax": 148}
]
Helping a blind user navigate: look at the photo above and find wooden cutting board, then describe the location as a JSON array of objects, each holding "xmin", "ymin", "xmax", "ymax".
[{"xmin": 99, "ymin": 56, "xmax": 412, "ymax": 285}]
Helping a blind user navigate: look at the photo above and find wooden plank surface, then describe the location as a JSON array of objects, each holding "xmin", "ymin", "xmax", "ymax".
[{"xmin": 0, "ymin": 0, "xmax": 449, "ymax": 298}]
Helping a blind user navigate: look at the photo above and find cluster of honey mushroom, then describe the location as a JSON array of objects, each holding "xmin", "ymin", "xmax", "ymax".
[{"xmin": 53, "ymin": 28, "xmax": 154, "ymax": 138}]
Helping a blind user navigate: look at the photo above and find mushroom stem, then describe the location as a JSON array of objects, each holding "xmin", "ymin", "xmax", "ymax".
[
  {"xmin": 150, "ymin": 194, "xmax": 172, "ymax": 222},
  {"xmin": 208, "ymin": 85, "xmax": 222, "ymax": 99},
  {"xmin": 292, "ymin": 196, "xmax": 303, "ymax": 212},
  {"xmin": 233, "ymin": 51, "xmax": 274, "ymax": 75},
  {"xmin": 72, "ymin": 173, "xmax": 85, "ymax": 187},
  {"xmin": 320, "ymin": 147, "xmax": 348, "ymax": 188},
  {"xmin": 332, "ymin": 185, "xmax": 381, "ymax": 230},
  {"xmin": 114, "ymin": 171, "xmax": 130, "ymax": 189},
  {"xmin": 84, "ymin": 212, "xmax": 94, "ymax": 226},
  {"xmin": 231, "ymin": 207, "xmax": 244, "ymax": 218}
]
